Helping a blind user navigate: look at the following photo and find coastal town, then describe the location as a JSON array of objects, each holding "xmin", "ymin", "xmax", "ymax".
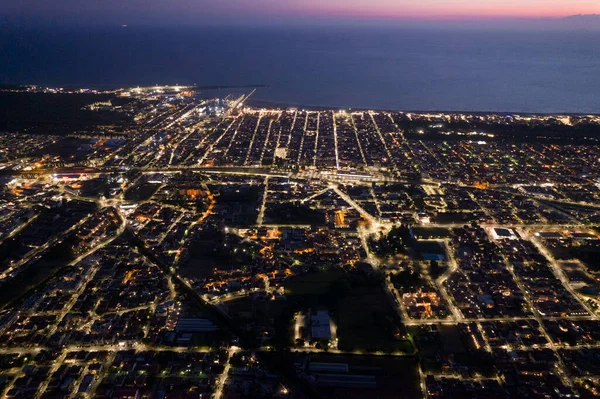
[{"xmin": 0, "ymin": 85, "xmax": 600, "ymax": 398}]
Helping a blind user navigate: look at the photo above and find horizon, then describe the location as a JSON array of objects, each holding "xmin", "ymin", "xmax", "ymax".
[
  {"xmin": 1, "ymin": 0, "xmax": 600, "ymax": 27},
  {"xmin": 2, "ymin": 14, "xmax": 600, "ymax": 31}
]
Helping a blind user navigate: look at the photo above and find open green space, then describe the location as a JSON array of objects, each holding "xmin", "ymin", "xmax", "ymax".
[
  {"xmin": 284, "ymin": 268, "xmax": 345, "ymax": 296},
  {"xmin": 337, "ymin": 290, "xmax": 413, "ymax": 353},
  {"xmin": 285, "ymin": 269, "xmax": 414, "ymax": 354},
  {"xmin": 124, "ymin": 182, "xmax": 162, "ymax": 201},
  {"xmin": 549, "ymin": 243, "xmax": 600, "ymax": 272},
  {"xmin": 264, "ymin": 203, "xmax": 326, "ymax": 225}
]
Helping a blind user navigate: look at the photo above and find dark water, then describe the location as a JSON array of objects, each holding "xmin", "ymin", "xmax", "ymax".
[{"xmin": 1, "ymin": 25, "xmax": 599, "ymax": 113}]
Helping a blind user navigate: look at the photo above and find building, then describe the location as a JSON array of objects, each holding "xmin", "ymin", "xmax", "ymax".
[
  {"xmin": 175, "ymin": 318, "xmax": 218, "ymax": 333},
  {"xmin": 310, "ymin": 310, "xmax": 332, "ymax": 340},
  {"xmin": 309, "ymin": 362, "xmax": 349, "ymax": 373},
  {"xmin": 492, "ymin": 228, "xmax": 517, "ymax": 240}
]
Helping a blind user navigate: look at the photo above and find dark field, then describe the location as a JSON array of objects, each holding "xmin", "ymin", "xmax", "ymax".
[
  {"xmin": 285, "ymin": 269, "xmax": 414, "ymax": 354},
  {"xmin": 0, "ymin": 91, "xmax": 132, "ymax": 134}
]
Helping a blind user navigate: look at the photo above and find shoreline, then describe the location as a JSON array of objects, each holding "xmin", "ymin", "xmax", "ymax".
[
  {"xmin": 246, "ymin": 98, "xmax": 600, "ymax": 117},
  {"xmin": 1, "ymin": 84, "xmax": 598, "ymax": 117}
]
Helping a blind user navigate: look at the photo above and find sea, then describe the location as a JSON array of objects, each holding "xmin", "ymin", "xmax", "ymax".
[{"xmin": 1, "ymin": 24, "xmax": 600, "ymax": 114}]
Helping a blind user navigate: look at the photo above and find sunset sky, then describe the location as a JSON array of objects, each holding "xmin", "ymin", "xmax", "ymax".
[{"xmin": 1, "ymin": 0, "xmax": 599, "ymax": 25}]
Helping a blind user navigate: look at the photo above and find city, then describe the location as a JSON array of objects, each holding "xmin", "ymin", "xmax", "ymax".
[{"xmin": 0, "ymin": 85, "xmax": 600, "ymax": 398}]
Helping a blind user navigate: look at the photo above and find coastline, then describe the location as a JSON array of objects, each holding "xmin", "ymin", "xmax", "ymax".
[
  {"xmin": 246, "ymin": 98, "xmax": 600, "ymax": 117},
  {"xmin": 2, "ymin": 84, "xmax": 598, "ymax": 117}
]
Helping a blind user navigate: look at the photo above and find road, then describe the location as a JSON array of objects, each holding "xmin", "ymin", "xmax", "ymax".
[
  {"xmin": 45, "ymin": 210, "xmax": 128, "ymax": 339},
  {"xmin": 496, "ymin": 241, "xmax": 574, "ymax": 387},
  {"xmin": 331, "ymin": 184, "xmax": 381, "ymax": 226},
  {"xmin": 8, "ymin": 163, "xmax": 600, "ymax": 214},
  {"xmin": 521, "ymin": 227, "xmax": 598, "ymax": 319},
  {"xmin": 256, "ymin": 176, "xmax": 269, "ymax": 225},
  {"xmin": 5, "ymin": 102, "xmax": 600, "ymax": 399},
  {"xmin": 433, "ymin": 238, "xmax": 463, "ymax": 321},
  {"xmin": 0, "ymin": 212, "xmax": 94, "ymax": 281},
  {"xmin": 401, "ymin": 314, "xmax": 597, "ymax": 326},
  {"xmin": 0, "ymin": 213, "xmax": 39, "ymax": 248},
  {"xmin": 214, "ymin": 346, "xmax": 240, "ymax": 399}
]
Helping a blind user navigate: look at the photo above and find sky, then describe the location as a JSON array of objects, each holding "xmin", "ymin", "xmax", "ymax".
[{"xmin": 1, "ymin": 0, "xmax": 599, "ymax": 26}]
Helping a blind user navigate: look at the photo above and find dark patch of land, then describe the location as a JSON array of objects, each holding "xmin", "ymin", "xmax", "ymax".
[
  {"xmin": 399, "ymin": 117, "xmax": 600, "ymax": 144},
  {"xmin": 0, "ymin": 238, "xmax": 76, "ymax": 309},
  {"xmin": 124, "ymin": 181, "xmax": 161, "ymax": 201},
  {"xmin": 285, "ymin": 269, "xmax": 413, "ymax": 354},
  {"xmin": 264, "ymin": 203, "xmax": 326, "ymax": 225},
  {"xmin": 0, "ymin": 91, "xmax": 132, "ymax": 134},
  {"xmin": 549, "ymin": 242, "xmax": 600, "ymax": 272}
]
